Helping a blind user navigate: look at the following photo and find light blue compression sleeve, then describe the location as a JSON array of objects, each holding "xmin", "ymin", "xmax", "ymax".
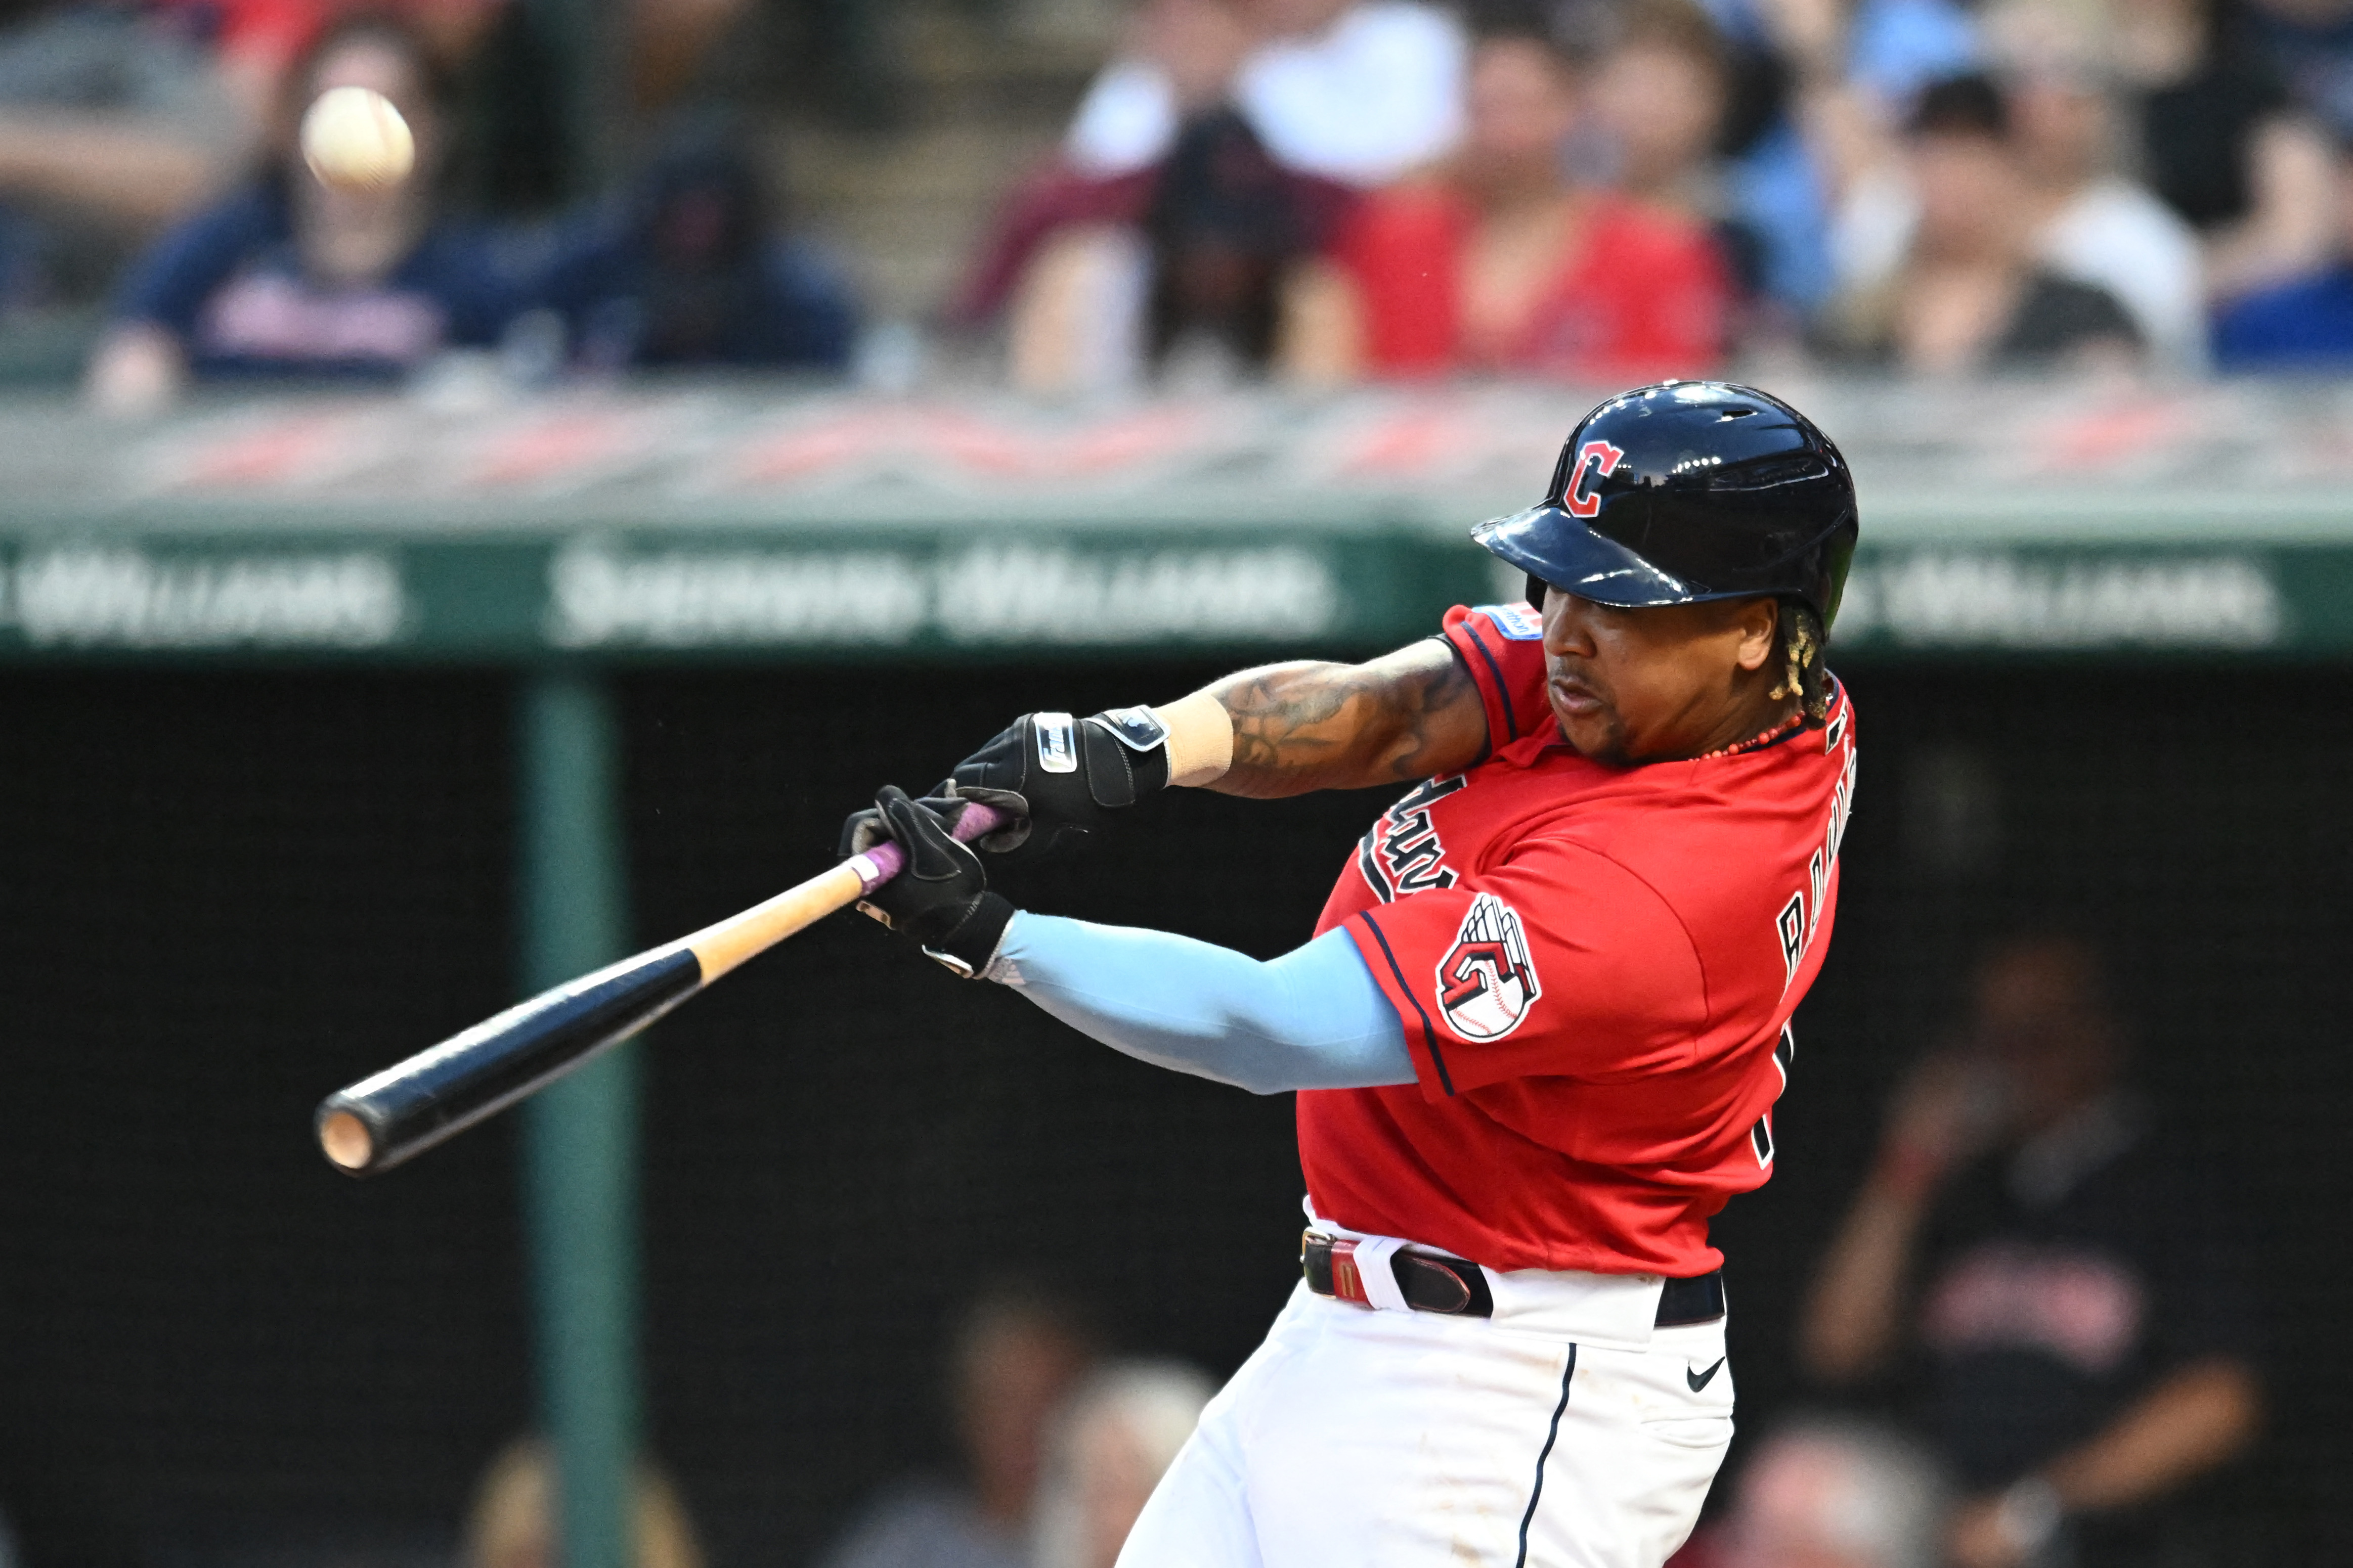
[{"xmin": 987, "ymin": 914, "xmax": 1416, "ymax": 1095}]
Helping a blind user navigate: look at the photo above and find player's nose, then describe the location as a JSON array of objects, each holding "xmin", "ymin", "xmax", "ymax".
[{"xmin": 1541, "ymin": 597, "xmax": 1598, "ymax": 657}]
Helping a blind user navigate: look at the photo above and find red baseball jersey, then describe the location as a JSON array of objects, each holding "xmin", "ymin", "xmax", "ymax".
[{"xmin": 1301, "ymin": 604, "xmax": 1858, "ymax": 1277}]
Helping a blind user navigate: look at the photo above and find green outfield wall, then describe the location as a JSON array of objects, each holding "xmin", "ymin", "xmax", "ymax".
[{"xmin": 0, "ymin": 381, "xmax": 2348, "ymax": 660}]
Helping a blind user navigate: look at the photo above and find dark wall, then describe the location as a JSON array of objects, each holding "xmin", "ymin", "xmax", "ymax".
[
  {"xmin": 0, "ymin": 674, "xmax": 529, "ymax": 1565},
  {"xmin": 0, "ymin": 662, "xmax": 2345, "ymax": 1565}
]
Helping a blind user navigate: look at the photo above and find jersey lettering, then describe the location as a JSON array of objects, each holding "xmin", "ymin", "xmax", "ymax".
[
  {"xmin": 1753, "ymin": 1023, "xmax": 1796, "ymax": 1167},
  {"xmin": 1435, "ymin": 891, "xmax": 1543, "ymax": 1041},
  {"xmin": 1775, "ymin": 708, "xmax": 1857, "ymax": 988},
  {"xmin": 1775, "ymin": 892, "xmax": 1807, "ymax": 982},
  {"xmin": 1357, "ymin": 776, "xmax": 1467, "ymax": 902}
]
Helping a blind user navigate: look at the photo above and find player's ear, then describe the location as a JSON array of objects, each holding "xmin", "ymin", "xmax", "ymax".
[{"xmin": 1731, "ymin": 597, "xmax": 1779, "ymax": 673}]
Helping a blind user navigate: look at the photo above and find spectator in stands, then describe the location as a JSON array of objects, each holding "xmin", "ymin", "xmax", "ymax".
[
  {"xmin": 2242, "ymin": 0, "xmax": 2353, "ymax": 147},
  {"xmin": 1004, "ymin": 105, "xmax": 1345, "ymax": 393},
  {"xmin": 2212, "ymin": 127, "xmax": 2353, "ymax": 363},
  {"xmin": 83, "ymin": 14, "xmax": 516, "ymax": 411},
  {"xmin": 1587, "ymin": 0, "xmax": 1776, "ymax": 330},
  {"xmin": 2112, "ymin": 0, "xmax": 2337, "ymax": 300},
  {"xmin": 818, "ymin": 1285, "xmax": 1100, "ymax": 1568},
  {"xmin": 1670, "ymin": 1417, "xmax": 1952, "ymax": 1568},
  {"xmin": 1030, "ymin": 1361, "xmax": 1215, "ymax": 1568},
  {"xmin": 1283, "ymin": 19, "xmax": 1729, "ymax": 382},
  {"xmin": 949, "ymin": 0, "xmax": 1260, "ymax": 333},
  {"xmin": 0, "ymin": 2, "xmax": 251, "ymax": 320},
  {"xmin": 1708, "ymin": 0, "xmax": 1984, "ymax": 317},
  {"xmin": 1589, "ymin": 0, "xmax": 1731, "ymax": 214},
  {"xmin": 526, "ymin": 116, "xmax": 856, "ymax": 371},
  {"xmin": 1824, "ymin": 74, "xmax": 2142, "ymax": 373},
  {"xmin": 1135, "ymin": 107, "xmax": 1325, "ymax": 382},
  {"xmin": 1800, "ymin": 934, "xmax": 2263, "ymax": 1568},
  {"xmin": 1063, "ymin": 0, "xmax": 1465, "ymax": 187},
  {"xmin": 460, "ymin": 1436, "xmax": 703, "ymax": 1568},
  {"xmin": 1986, "ymin": 1, "xmax": 2206, "ymax": 370}
]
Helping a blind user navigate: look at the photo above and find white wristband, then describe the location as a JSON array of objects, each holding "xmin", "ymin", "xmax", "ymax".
[{"xmin": 1154, "ymin": 691, "xmax": 1234, "ymax": 788}]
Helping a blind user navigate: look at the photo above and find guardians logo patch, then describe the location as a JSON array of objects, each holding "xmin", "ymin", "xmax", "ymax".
[{"xmin": 1435, "ymin": 891, "xmax": 1542, "ymax": 1041}]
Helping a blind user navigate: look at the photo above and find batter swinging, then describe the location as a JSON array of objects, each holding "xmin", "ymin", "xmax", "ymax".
[{"xmin": 843, "ymin": 381, "xmax": 1862, "ymax": 1568}]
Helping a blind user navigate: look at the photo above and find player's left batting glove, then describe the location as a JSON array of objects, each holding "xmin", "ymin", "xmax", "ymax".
[
  {"xmin": 839, "ymin": 785, "xmax": 1015, "ymax": 977},
  {"xmin": 946, "ymin": 708, "xmax": 1172, "ymax": 867}
]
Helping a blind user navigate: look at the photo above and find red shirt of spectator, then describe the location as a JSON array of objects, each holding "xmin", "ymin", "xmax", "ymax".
[
  {"xmin": 1299, "ymin": 605, "xmax": 1856, "ymax": 1277},
  {"xmin": 1332, "ymin": 182, "xmax": 1729, "ymax": 380}
]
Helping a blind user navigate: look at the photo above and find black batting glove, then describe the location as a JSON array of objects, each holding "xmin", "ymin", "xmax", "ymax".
[
  {"xmin": 838, "ymin": 785, "xmax": 1015, "ymax": 977},
  {"xmin": 948, "ymin": 708, "xmax": 1173, "ymax": 866}
]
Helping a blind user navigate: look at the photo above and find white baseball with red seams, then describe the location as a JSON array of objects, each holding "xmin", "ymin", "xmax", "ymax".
[{"xmin": 300, "ymin": 86, "xmax": 415, "ymax": 192}]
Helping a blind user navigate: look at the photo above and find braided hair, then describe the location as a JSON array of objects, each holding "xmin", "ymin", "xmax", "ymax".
[{"xmin": 1771, "ymin": 598, "xmax": 1833, "ymax": 727}]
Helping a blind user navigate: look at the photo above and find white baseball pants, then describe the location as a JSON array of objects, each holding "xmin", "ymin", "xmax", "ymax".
[{"xmin": 1117, "ymin": 1265, "xmax": 1733, "ymax": 1568}]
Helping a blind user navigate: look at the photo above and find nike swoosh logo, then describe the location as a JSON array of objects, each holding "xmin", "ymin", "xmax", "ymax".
[{"xmin": 1686, "ymin": 1357, "xmax": 1726, "ymax": 1392}]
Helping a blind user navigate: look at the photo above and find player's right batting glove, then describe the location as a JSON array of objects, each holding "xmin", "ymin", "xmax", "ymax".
[
  {"xmin": 947, "ymin": 708, "xmax": 1172, "ymax": 866},
  {"xmin": 839, "ymin": 785, "xmax": 1015, "ymax": 977}
]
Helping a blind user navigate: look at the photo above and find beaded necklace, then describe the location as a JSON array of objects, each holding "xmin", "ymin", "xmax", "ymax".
[{"xmin": 1696, "ymin": 709, "xmax": 1808, "ymax": 760}]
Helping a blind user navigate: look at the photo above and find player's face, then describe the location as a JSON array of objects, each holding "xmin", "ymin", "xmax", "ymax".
[{"xmin": 1539, "ymin": 590, "xmax": 1783, "ymax": 765}]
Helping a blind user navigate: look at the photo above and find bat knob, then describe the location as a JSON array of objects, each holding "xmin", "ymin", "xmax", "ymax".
[{"xmin": 318, "ymin": 1107, "xmax": 375, "ymax": 1172}]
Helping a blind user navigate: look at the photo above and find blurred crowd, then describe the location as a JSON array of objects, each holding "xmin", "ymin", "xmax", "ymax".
[
  {"xmin": 5, "ymin": 0, "xmax": 2353, "ymax": 409},
  {"xmin": 1677, "ymin": 933, "xmax": 2263, "ymax": 1568},
  {"xmin": 444, "ymin": 1287, "xmax": 1216, "ymax": 1568},
  {"xmin": 811, "ymin": 1288, "xmax": 1213, "ymax": 1568}
]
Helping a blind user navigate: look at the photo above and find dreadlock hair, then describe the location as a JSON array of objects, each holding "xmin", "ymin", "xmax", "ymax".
[{"xmin": 1771, "ymin": 597, "xmax": 1832, "ymax": 726}]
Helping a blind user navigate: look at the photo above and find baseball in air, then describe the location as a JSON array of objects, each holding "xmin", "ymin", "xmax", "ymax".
[{"xmin": 300, "ymin": 86, "xmax": 415, "ymax": 193}]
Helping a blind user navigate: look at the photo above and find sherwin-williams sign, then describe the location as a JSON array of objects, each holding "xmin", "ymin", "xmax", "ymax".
[{"xmin": 0, "ymin": 534, "xmax": 2340, "ymax": 659}]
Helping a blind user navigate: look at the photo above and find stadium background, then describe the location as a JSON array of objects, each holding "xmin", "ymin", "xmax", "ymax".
[{"xmin": 0, "ymin": 641, "xmax": 2346, "ymax": 1564}]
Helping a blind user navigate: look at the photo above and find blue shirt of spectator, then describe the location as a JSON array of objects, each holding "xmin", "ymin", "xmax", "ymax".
[
  {"xmin": 528, "ymin": 131, "xmax": 857, "ymax": 371},
  {"xmin": 112, "ymin": 178, "xmax": 516, "ymax": 380},
  {"xmin": 534, "ymin": 226, "xmax": 858, "ymax": 371},
  {"xmin": 1702, "ymin": 0, "xmax": 1980, "ymax": 313},
  {"xmin": 2212, "ymin": 264, "xmax": 2353, "ymax": 367}
]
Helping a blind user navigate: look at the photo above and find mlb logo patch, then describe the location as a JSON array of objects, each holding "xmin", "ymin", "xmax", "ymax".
[
  {"xmin": 1477, "ymin": 603, "xmax": 1543, "ymax": 640},
  {"xmin": 1435, "ymin": 891, "xmax": 1542, "ymax": 1041}
]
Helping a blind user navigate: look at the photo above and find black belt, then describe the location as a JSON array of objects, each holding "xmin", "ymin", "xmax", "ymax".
[{"xmin": 1301, "ymin": 1231, "xmax": 1725, "ymax": 1326}]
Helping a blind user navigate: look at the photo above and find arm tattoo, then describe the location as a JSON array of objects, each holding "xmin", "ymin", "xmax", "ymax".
[{"xmin": 1207, "ymin": 641, "xmax": 1484, "ymax": 798}]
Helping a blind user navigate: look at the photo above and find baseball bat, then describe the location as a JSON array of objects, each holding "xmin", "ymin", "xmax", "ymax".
[{"xmin": 314, "ymin": 802, "xmax": 1005, "ymax": 1178}]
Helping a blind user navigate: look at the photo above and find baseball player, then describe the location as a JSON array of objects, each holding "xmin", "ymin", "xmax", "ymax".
[{"xmin": 843, "ymin": 381, "xmax": 1861, "ymax": 1568}]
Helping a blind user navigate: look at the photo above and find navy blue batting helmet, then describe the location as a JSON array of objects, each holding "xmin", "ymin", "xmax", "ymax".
[{"xmin": 1472, "ymin": 382, "xmax": 1859, "ymax": 628}]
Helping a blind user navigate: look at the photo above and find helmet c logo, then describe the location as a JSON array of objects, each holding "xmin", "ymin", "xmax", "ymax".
[{"xmin": 1562, "ymin": 439, "xmax": 1627, "ymax": 519}]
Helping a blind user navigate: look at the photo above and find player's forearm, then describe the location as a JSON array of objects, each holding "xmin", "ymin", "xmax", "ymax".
[
  {"xmin": 1181, "ymin": 639, "xmax": 1487, "ymax": 799},
  {"xmin": 2041, "ymin": 1358, "xmax": 2262, "ymax": 1513},
  {"xmin": 988, "ymin": 915, "xmax": 1413, "ymax": 1094}
]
